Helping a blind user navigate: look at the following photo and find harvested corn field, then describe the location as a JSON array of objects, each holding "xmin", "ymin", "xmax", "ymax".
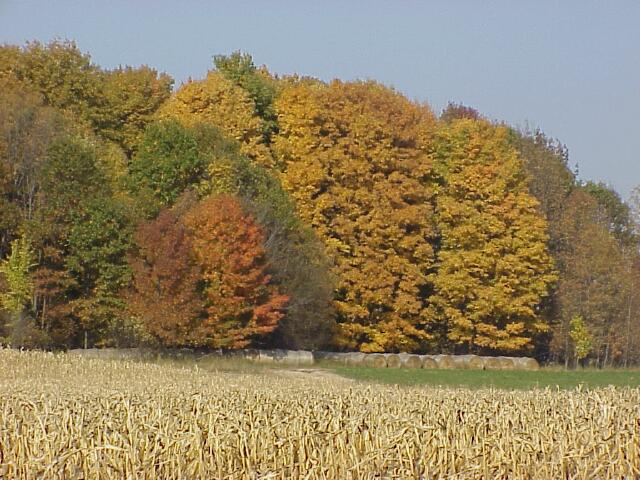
[{"xmin": 1, "ymin": 349, "xmax": 639, "ymax": 479}]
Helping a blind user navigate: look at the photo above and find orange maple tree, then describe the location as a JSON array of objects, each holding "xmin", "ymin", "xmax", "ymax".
[
  {"xmin": 128, "ymin": 207, "xmax": 206, "ymax": 347},
  {"xmin": 184, "ymin": 195, "xmax": 288, "ymax": 348}
]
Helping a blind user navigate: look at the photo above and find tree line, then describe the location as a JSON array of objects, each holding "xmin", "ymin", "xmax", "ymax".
[{"xmin": 1, "ymin": 41, "xmax": 638, "ymax": 366}]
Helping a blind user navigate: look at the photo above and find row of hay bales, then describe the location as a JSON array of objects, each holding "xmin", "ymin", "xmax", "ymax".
[
  {"xmin": 67, "ymin": 348, "xmax": 539, "ymax": 370},
  {"xmin": 191, "ymin": 350, "xmax": 539, "ymax": 370},
  {"xmin": 67, "ymin": 348, "xmax": 317, "ymax": 366},
  {"xmin": 311, "ymin": 352, "xmax": 539, "ymax": 371},
  {"xmin": 236, "ymin": 349, "xmax": 315, "ymax": 366}
]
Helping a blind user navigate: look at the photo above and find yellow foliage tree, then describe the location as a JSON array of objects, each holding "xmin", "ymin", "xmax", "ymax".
[
  {"xmin": 157, "ymin": 72, "xmax": 273, "ymax": 167},
  {"xmin": 427, "ymin": 119, "xmax": 557, "ymax": 353},
  {"xmin": 273, "ymin": 80, "xmax": 437, "ymax": 352},
  {"xmin": 96, "ymin": 65, "xmax": 173, "ymax": 155}
]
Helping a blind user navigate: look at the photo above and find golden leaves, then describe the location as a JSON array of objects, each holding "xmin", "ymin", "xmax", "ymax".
[
  {"xmin": 274, "ymin": 80, "xmax": 437, "ymax": 352},
  {"xmin": 428, "ymin": 119, "xmax": 556, "ymax": 352},
  {"xmin": 158, "ymin": 72, "xmax": 274, "ymax": 168}
]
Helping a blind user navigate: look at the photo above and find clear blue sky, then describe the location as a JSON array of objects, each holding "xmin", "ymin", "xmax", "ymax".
[{"xmin": 1, "ymin": 1, "xmax": 638, "ymax": 198}]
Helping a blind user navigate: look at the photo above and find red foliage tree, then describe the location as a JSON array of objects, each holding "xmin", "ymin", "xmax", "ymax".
[
  {"xmin": 128, "ymin": 207, "xmax": 206, "ymax": 347},
  {"xmin": 184, "ymin": 195, "xmax": 288, "ymax": 348}
]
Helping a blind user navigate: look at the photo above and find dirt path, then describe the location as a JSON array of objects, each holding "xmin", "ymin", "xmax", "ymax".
[{"xmin": 270, "ymin": 368, "xmax": 354, "ymax": 383}]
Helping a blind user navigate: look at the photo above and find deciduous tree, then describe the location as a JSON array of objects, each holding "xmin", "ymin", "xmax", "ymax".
[
  {"xmin": 273, "ymin": 80, "xmax": 437, "ymax": 352},
  {"xmin": 427, "ymin": 119, "xmax": 557, "ymax": 354},
  {"xmin": 128, "ymin": 201, "xmax": 206, "ymax": 347},
  {"xmin": 0, "ymin": 40, "xmax": 101, "ymax": 129},
  {"xmin": 550, "ymin": 189, "xmax": 631, "ymax": 367},
  {"xmin": 127, "ymin": 120, "xmax": 222, "ymax": 214},
  {"xmin": 214, "ymin": 51, "xmax": 279, "ymax": 142},
  {"xmin": 569, "ymin": 315, "xmax": 592, "ymax": 367},
  {"xmin": 0, "ymin": 236, "xmax": 35, "ymax": 316},
  {"xmin": 583, "ymin": 181, "xmax": 636, "ymax": 246},
  {"xmin": 158, "ymin": 72, "xmax": 273, "ymax": 167},
  {"xmin": 0, "ymin": 235, "xmax": 38, "ymax": 345},
  {"xmin": 184, "ymin": 195, "xmax": 287, "ymax": 348},
  {"xmin": 205, "ymin": 151, "xmax": 335, "ymax": 349},
  {"xmin": 509, "ymin": 128, "xmax": 574, "ymax": 249},
  {"xmin": 66, "ymin": 198, "xmax": 134, "ymax": 345},
  {"xmin": 94, "ymin": 66, "xmax": 173, "ymax": 155},
  {"xmin": 0, "ymin": 78, "xmax": 67, "ymax": 255}
]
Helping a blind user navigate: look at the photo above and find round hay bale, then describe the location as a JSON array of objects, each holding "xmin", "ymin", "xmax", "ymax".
[
  {"xmin": 257, "ymin": 349, "xmax": 288, "ymax": 364},
  {"xmin": 497, "ymin": 356, "xmax": 516, "ymax": 370},
  {"xmin": 331, "ymin": 353, "xmax": 352, "ymax": 365},
  {"xmin": 419, "ymin": 355, "xmax": 438, "ymax": 369},
  {"xmin": 512, "ymin": 357, "xmax": 540, "ymax": 371},
  {"xmin": 273, "ymin": 349, "xmax": 291, "ymax": 363},
  {"xmin": 256, "ymin": 349, "xmax": 276, "ymax": 363},
  {"xmin": 482, "ymin": 356, "xmax": 502, "ymax": 370},
  {"xmin": 284, "ymin": 350, "xmax": 314, "ymax": 366},
  {"xmin": 384, "ymin": 353, "xmax": 402, "ymax": 368},
  {"xmin": 344, "ymin": 352, "xmax": 366, "ymax": 366},
  {"xmin": 313, "ymin": 351, "xmax": 347, "ymax": 364},
  {"xmin": 433, "ymin": 354, "xmax": 455, "ymax": 369},
  {"xmin": 472, "ymin": 356, "xmax": 488, "ymax": 369},
  {"xmin": 364, "ymin": 353, "xmax": 388, "ymax": 368},
  {"xmin": 312, "ymin": 351, "xmax": 331, "ymax": 361},
  {"xmin": 398, "ymin": 353, "xmax": 422, "ymax": 369},
  {"xmin": 457, "ymin": 354, "xmax": 485, "ymax": 370},
  {"xmin": 450, "ymin": 356, "xmax": 467, "ymax": 369}
]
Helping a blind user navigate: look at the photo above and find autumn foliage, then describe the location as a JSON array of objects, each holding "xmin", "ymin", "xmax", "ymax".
[
  {"xmin": 129, "ymin": 207, "xmax": 205, "ymax": 347},
  {"xmin": 157, "ymin": 72, "xmax": 273, "ymax": 167},
  {"xmin": 273, "ymin": 80, "xmax": 437, "ymax": 352},
  {"xmin": 2, "ymin": 41, "xmax": 639, "ymax": 365},
  {"xmin": 426, "ymin": 119, "xmax": 557, "ymax": 353},
  {"xmin": 129, "ymin": 195, "xmax": 287, "ymax": 349},
  {"xmin": 185, "ymin": 195, "xmax": 288, "ymax": 348}
]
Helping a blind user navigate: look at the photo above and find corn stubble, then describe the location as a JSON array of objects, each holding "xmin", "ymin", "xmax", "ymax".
[{"xmin": 0, "ymin": 349, "xmax": 638, "ymax": 479}]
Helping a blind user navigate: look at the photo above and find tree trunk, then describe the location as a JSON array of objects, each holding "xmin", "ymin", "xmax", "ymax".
[
  {"xmin": 625, "ymin": 282, "xmax": 633, "ymax": 368},
  {"xmin": 41, "ymin": 297, "xmax": 47, "ymax": 331},
  {"xmin": 564, "ymin": 327, "xmax": 570, "ymax": 369}
]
